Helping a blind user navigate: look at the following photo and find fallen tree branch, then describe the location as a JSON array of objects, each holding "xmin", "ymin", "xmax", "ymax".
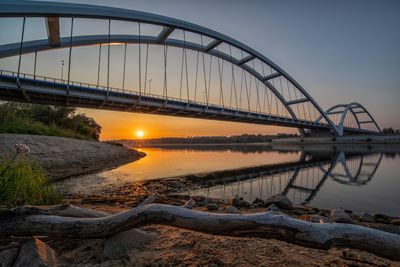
[{"xmin": 1, "ymin": 204, "xmax": 400, "ymax": 260}]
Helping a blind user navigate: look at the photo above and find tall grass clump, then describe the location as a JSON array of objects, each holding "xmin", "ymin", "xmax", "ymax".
[{"xmin": 0, "ymin": 144, "xmax": 60, "ymax": 208}]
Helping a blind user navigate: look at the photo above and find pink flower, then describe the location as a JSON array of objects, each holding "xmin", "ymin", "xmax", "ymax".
[{"xmin": 13, "ymin": 144, "xmax": 30, "ymax": 154}]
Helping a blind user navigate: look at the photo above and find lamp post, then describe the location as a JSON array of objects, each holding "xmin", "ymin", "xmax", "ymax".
[{"xmin": 61, "ymin": 60, "xmax": 64, "ymax": 83}]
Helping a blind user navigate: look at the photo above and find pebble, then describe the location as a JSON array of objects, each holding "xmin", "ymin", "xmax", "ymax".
[
  {"xmin": 264, "ymin": 194, "xmax": 293, "ymax": 210},
  {"xmin": 330, "ymin": 209, "xmax": 352, "ymax": 223},
  {"xmin": 206, "ymin": 203, "xmax": 219, "ymax": 211},
  {"xmin": 226, "ymin": 206, "xmax": 240, "ymax": 214}
]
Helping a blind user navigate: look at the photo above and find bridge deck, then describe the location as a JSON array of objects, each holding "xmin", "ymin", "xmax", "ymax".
[{"xmin": 0, "ymin": 70, "xmax": 376, "ymax": 134}]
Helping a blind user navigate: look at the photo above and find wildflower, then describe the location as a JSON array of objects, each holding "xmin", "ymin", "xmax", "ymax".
[{"xmin": 13, "ymin": 144, "xmax": 30, "ymax": 154}]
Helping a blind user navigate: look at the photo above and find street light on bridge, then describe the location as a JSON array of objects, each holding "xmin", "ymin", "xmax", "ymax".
[{"xmin": 61, "ymin": 60, "xmax": 64, "ymax": 83}]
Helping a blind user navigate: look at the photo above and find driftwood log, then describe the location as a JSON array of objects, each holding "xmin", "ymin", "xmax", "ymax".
[{"xmin": 1, "ymin": 204, "xmax": 400, "ymax": 260}]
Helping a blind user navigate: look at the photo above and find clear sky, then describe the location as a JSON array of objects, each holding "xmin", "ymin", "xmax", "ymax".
[{"xmin": 1, "ymin": 0, "xmax": 399, "ymax": 139}]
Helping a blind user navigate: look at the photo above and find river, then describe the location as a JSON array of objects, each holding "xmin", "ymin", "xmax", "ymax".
[{"xmin": 57, "ymin": 143, "xmax": 400, "ymax": 215}]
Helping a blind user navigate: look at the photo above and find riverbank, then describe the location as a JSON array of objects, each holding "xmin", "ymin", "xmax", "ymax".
[
  {"xmin": 30, "ymin": 192, "xmax": 400, "ymax": 266},
  {"xmin": 0, "ymin": 134, "xmax": 146, "ymax": 180}
]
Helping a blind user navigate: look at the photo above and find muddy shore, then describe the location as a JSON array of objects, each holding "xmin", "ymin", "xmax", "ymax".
[{"xmin": 0, "ymin": 134, "xmax": 145, "ymax": 180}]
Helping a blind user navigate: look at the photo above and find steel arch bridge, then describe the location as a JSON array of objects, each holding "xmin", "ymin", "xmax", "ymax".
[{"xmin": 0, "ymin": 1, "xmax": 381, "ymax": 136}]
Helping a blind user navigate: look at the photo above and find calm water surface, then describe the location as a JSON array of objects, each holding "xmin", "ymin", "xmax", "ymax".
[{"xmin": 58, "ymin": 144, "xmax": 400, "ymax": 215}]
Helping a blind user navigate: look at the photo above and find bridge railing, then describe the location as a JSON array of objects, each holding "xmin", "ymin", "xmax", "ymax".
[{"xmin": 0, "ymin": 69, "xmax": 303, "ymax": 121}]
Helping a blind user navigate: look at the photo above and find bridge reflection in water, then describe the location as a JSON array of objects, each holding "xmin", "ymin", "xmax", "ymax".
[{"xmin": 189, "ymin": 151, "xmax": 383, "ymax": 206}]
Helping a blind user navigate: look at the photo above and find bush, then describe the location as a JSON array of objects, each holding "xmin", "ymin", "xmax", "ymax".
[
  {"xmin": 0, "ymin": 154, "xmax": 60, "ymax": 208},
  {"xmin": 0, "ymin": 102, "xmax": 101, "ymax": 140}
]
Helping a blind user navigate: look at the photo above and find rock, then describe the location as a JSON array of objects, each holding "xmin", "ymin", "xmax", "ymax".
[
  {"xmin": 391, "ymin": 219, "xmax": 400, "ymax": 225},
  {"xmin": 264, "ymin": 194, "xmax": 293, "ymax": 210},
  {"xmin": 230, "ymin": 195, "xmax": 241, "ymax": 207},
  {"xmin": 330, "ymin": 209, "xmax": 352, "ymax": 223},
  {"xmin": 253, "ymin": 197, "xmax": 265, "ymax": 205},
  {"xmin": 103, "ymin": 228, "xmax": 157, "ymax": 259},
  {"xmin": 0, "ymin": 248, "xmax": 19, "ymax": 267},
  {"xmin": 182, "ymin": 198, "xmax": 196, "ymax": 209},
  {"xmin": 374, "ymin": 214, "xmax": 392, "ymax": 224},
  {"xmin": 359, "ymin": 212, "xmax": 375, "ymax": 223},
  {"xmin": 226, "ymin": 206, "xmax": 240, "ymax": 214},
  {"xmin": 300, "ymin": 214, "xmax": 333, "ymax": 223},
  {"xmin": 14, "ymin": 238, "xmax": 56, "ymax": 267},
  {"xmin": 206, "ymin": 203, "xmax": 219, "ymax": 211}
]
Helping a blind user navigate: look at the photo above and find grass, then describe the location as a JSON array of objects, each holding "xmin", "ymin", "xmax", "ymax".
[{"xmin": 0, "ymin": 154, "xmax": 60, "ymax": 208}]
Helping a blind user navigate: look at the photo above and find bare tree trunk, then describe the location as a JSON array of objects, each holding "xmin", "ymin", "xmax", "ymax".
[{"xmin": 1, "ymin": 204, "xmax": 400, "ymax": 260}]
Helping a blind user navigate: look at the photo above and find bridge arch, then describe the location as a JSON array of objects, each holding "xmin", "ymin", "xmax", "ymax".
[
  {"xmin": 316, "ymin": 102, "xmax": 381, "ymax": 136},
  {"xmin": 0, "ymin": 1, "xmax": 381, "ymax": 136}
]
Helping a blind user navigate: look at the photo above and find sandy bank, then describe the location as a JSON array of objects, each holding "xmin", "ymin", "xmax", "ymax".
[{"xmin": 0, "ymin": 134, "xmax": 145, "ymax": 180}]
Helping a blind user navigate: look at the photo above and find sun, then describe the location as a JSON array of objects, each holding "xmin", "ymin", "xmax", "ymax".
[{"xmin": 136, "ymin": 130, "xmax": 145, "ymax": 138}]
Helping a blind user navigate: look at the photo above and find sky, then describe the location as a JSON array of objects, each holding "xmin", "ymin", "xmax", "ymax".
[{"xmin": 1, "ymin": 0, "xmax": 399, "ymax": 140}]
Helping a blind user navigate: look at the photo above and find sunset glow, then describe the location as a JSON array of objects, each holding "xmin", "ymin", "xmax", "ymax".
[{"xmin": 136, "ymin": 130, "xmax": 145, "ymax": 138}]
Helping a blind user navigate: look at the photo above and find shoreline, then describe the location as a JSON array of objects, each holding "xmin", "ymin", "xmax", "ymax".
[{"xmin": 0, "ymin": 134, "xmax": 146, "ymax": 180}]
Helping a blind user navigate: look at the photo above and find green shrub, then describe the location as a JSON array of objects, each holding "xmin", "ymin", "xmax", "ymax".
[
  {"xmin": 0, "ymin": 155, "xmax": 60, "ymax": 208},
  {"xmin": 0, "ymin": 102, "xmax": 101, "ymax": 140}
]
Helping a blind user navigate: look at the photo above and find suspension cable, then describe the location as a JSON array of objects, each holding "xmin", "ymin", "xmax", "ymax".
[
  {"xmin": 17, "ymin": 17, "xmax": 26, "ymax": 78},
  {"xmin": 163, "ymin": 44, "xmax": 168, "ymax": 98},
  {"xmin": 179, "ymin": 34, "xmax": 184, "ymax": 99},
  {"xmin": 67, "ymin": 17, "xmax": 74, "ymax": 90},
  {"xmin": 122, "ymin": 43, "xmax": 127, "ymax": 90},
  {"xmin": 138, "ymin": 22, "xmax": 141, "ymax": 95},
  {"xmin": 200, "ymin": 35, "xmax": 208, "ymax": 104},
  {"xmin": 261, "ymin": 62, "xmax": 271, "ymax": 114},
  {"xmin": 144, "ymin": 43, "xmax": 149, "ymax": 94},
  {"xmin": 241, "ymin": 51, "xmax": 251, "ymax": 112},
  {"xmin": 194, "ymin": 50, "xmax": 199, "ymax": 102},
  {"xmin": 33, "ymin": 51, "xmax": 37, "ymax": 79},
  {"xmin": 96, "ymin": 44, "xmax": 101, "ymax": 88},
  {"xmin": 183, "ymin": 31, "xmax": 190, "ymax": 101},
  {"xmin": 207, "ymin": 54, "xmax": 213, "ymax": 105},
  {"xmin": 239, "ymin": 69, "xmax": 244, "ymax": 109},
  {"xmin": 252, "ymin": 60, "xmax": 261, "ymax": 113},
  {"xmin": 106, "ymin": 19, "xmax": 111, "ymax": 96},
  {"xmin": 216, "ymin": 46, "xmax": 224, "ymax": 107}
]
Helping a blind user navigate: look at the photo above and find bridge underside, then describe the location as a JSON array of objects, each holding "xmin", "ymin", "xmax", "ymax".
[{"xmin": 0, "ymin": 73, "xmax": 376, "ymax": 135}]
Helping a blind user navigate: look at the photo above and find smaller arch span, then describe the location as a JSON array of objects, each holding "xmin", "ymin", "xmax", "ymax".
[{"xmin": 316, "ymin": 102, "xmax": 381, "ymax": 136}]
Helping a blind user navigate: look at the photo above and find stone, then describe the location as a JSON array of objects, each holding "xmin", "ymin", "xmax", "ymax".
[
  {"xmin": 300, "ymin": 214, "xmax": 333, "ymax": 223},
  {"xmin": 264, "ymin": 194, "xmax": 293, "ymax": 210},
  {"xmin": 374, "ymin": 214, "xmax": 392, "ymax": 224},
  {"xmin": 253, "ymin": 197, "xmax": 265, "ymax": 205},
  {"xmin": 206, "ymin": 203, "xmax": 219, "ymax": 211},
  {"xmin": 330, "ymin": 209, "xmax": 352, "ymax": 223},
  {"xmin": 359, "ymin": 212, "xmax": 375, "ymax": 223},
  {"xmin": 230, "ymin": 195, "xmax": 241, "ymax": 207},
  {"xmin": 182, "ymin": 198, "xmax": 196, "ymax": 209},
  {"xmin": 103, "ymin": 228, "xmax": 157, "ymax": 259},
  {"xmin": 391, "ymin": 219, "xmax": 400, "ymax": 225},
  {"xmin": 14, "ymin": 238, "xmax": 56, "ymax": 267},
  {"xmin": 226, "ymin": 206, "xmax": 240, "ymax": 214},
  {"xmin": 0, "ymin": 248, "xmax": 19, "ymax": 267}
]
